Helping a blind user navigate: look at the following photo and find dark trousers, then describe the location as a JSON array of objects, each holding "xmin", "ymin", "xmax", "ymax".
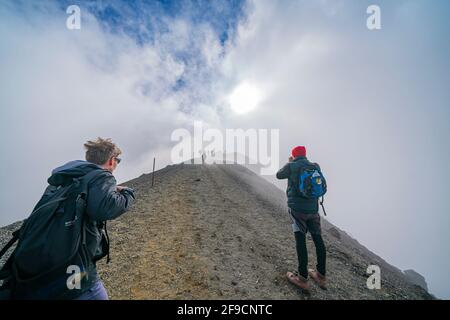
[{"xmin": 295, "ymin": 231, "xmax": 326, "ymax": 279}]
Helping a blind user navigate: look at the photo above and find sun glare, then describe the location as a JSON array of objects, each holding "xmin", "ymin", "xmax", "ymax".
[{"xmin": 228, "ymin": 82, "xmax": 262, "ymax": 114}]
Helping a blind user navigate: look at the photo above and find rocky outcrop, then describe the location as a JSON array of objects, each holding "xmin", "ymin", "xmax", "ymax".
[{"xmin": 403, "ymin": 269, "xmax": 429, "ymax": 292}]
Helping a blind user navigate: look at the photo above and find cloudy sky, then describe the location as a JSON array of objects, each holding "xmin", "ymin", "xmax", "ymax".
[{"xmin": 1, "ymin": 0, "xmax": 449, "ymax": 298}]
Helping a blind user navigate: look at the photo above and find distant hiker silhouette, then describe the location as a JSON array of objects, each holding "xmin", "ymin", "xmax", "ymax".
[
  {"xmin": 0, "ymin": 138, "xmax": 135, "ymax": 300},
  {"xmin": 202, "ymin": 152, "xmax": 206, "ymax": 165},
  {"xmin": 276, "ymin": 146, "xmax": 328, "ymax": 293}
]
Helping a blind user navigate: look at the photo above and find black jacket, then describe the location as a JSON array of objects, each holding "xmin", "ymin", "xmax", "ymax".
[
  {"xmin": 276, "ymin": 156, "xmax": 320, "ymax": 214},
  {"xmin": 46, "ymin": 160, "xmax": 135, "ymax": 287}
]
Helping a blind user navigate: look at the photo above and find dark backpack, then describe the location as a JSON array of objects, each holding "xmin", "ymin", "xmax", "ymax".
[{"xmin": 0, "ymin": 169, "xmax": 108, "ymax": 300}]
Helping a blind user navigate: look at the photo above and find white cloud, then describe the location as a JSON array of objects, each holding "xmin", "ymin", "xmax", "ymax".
[{"xmin": 0, "ymin": 1, "xmax": 227, "ymax": 225}]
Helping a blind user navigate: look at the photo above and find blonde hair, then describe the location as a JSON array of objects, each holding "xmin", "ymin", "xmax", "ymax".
[{"xmin": 84, "ymin": 137, "xmax": 122, "ymax": 165}]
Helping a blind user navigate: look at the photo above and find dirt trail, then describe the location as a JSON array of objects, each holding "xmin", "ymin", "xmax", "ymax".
[
  {"xmin": 93, "ymin": 163, "xmax": 433, "ymax": 300},
  {"xmin": 0, "ymin": 163, "xmax": 434, "ymax": 299},
  {"xmin": 98, "ymin": 164, "xmax": 293, "ymax": 299}
]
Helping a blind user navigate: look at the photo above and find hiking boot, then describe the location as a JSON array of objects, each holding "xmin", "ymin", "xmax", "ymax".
[
  {"xmin": 286, "ymin": 271, "xmax": 310, "ymax": 293},
  {"xmin": 308, "ymin": 269, "xmax": 327, "ymax": 290}
]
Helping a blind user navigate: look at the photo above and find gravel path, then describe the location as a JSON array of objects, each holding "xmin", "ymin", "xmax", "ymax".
[{"xmin": 0, "ymin": 163, "xmax": 433, "ymax": 299}]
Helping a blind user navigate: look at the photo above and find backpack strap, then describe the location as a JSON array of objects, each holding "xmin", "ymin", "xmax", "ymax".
[
  {"xmin": 104, "ymin": 221, "xmax": 111, "ymax": 264},
  {"xmin": 78, "ymin": 169, "xmax": 108, "ymax": 233},
  {"xmin": 0, "ymin": 229, "xmax": 20, "ymax": 261},
  {"xmin": 320, "ymin": 196, "xmax": 327, "ymax": 216},
  {"xmin": 79, "ymin": 169, "xmax": 112, "ymax": 265},
  {"xmin": 0, "ymin": 228, "xmax": 22, "ymax": 280},
  {"xmin": 79, "ymin": 169, "xmax": 109, "ymax": 193}
]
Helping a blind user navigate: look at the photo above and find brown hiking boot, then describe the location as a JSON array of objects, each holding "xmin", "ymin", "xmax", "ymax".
[
  {"xmin": 286, "ymin": 271, "xmax": 310, "ymax": 293},
  {"xmin": 308, "ymin": 269, "xmax": 327, "ymax": 290}
]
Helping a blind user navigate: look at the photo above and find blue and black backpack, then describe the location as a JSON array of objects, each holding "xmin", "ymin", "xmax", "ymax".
[{"xmin": 298, "ymin": 163, "xmax": 328, "ymax": 215}]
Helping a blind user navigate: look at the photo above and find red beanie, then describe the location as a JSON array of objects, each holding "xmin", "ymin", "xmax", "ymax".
[{"xmin": 292, "ymin": 146, "xmax": 306, "ymax": 158}]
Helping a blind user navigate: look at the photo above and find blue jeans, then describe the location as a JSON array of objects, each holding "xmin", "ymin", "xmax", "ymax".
[{"xmin": 74, "ymin": 281, "xmax": 109, "ymax": 300}]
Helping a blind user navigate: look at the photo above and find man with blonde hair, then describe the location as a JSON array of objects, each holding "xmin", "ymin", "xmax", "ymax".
[{"xmin": 0, "ymin": 138, "xmax": 135, "ymax": 300}]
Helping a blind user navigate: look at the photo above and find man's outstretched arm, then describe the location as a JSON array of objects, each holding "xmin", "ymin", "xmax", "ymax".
[
  {"xmin": 276, "ymin": 163, "xmax": 291, "ymax": 180},
  {"xmin": 86, "ymin": 173, "xmax": 135, "ymax": 221}
]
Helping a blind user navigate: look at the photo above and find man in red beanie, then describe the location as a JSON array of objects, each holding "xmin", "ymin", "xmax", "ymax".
[{"xmin": 276, "ymin": 146, "xmax": 327, "ymax": 293}]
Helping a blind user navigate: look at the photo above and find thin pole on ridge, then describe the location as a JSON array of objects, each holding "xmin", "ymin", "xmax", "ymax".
[{"xmin": 151, "ymin": 157, "xmax": 155, "ymax": 187}]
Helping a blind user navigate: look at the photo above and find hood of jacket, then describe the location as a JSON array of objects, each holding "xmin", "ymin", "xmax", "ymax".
[
  {"xmin": 293, "ymin": 156, "xmax": 308, "ymax": 162},
  {"xmin": 47, "ymin": 160, "xmax": 105, "ymax": 187}
]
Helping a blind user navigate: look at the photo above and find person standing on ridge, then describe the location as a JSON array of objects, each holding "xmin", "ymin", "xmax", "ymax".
[{"xmin": 276, "ymin": 146, "xmax": 327, "ymax": 293}]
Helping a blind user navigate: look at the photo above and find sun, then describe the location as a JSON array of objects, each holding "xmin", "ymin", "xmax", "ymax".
[{"xmin": 228, "ymin": 82, "xmax": 262, "ymax": 114}]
